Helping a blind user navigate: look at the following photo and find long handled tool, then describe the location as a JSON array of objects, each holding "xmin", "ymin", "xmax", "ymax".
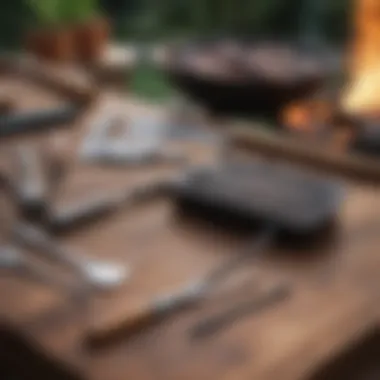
[
  {"xmin": 12, "ymin": 224, "xmax": 129, "ymax": 291},
  {"xmin": 87, "ymin": 159, "xmax": 343, "ymax": 348},
  {"xmin": 47, "ymin": 177, "xmax": 177, "ymax": 233},
  {"xmin": 0, "ymin": 104, "xmax": 81, "ymax": 137},
  {"xmin": 12, "ymin": 145, "xmax": 49, "ymax": 219},
  {"xmin": 0, "ymin": 245, "xmax": 83, "ymax": 295},
  {"xmin": 191, "ymin": 283, "xmax": 291, "ymax": 339},
  {"xmin": 86, "ymin": 228, "xmax": 275, "ymax": 348}
]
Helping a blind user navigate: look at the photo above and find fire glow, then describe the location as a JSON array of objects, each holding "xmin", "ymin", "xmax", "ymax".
[
  {"xmin": 281, "ymin": 99, "xmax": 332, "ymax": 132},
  {"xmin": 342, "ymin": 0, "xmax": 380, "ymax": 116},
  {"xmin": 284, "ymin": 0, "xmax": 380, "ymax": 133}
]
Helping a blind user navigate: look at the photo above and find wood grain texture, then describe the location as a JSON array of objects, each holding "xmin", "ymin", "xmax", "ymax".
[
  {"xmin": 231, "ymin": 125, "xmax": 380, "ymax": 184},
  {"xmin": 1, "ymin": 77, "xmax": 380, "ymax": 380},
  {"xmin": 0, "ymin": 55, "xmax": 99, "ymax": 105}
]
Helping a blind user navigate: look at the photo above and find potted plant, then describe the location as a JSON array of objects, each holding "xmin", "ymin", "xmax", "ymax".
[
  {"xmin": 26, "ymin": 0, "xmax": 75, "ymax": 62},
  {"xmin": 72, "ymin": 0, "xmax": 111, "ymax": 63}
]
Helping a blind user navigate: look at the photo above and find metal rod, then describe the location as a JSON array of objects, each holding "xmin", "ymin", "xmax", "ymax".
[
  {"xmin": 12, "ymin": 224, "xmax": 129, "ymax": 291},
  {"xmin": 0, "ymin": 105, "xmax": 81, "ymax": 137},
  {"xmin": 12, "ymin": 145, "xmax": 49, "ymax": 219},
  {"xmin": 86, "ymin": 226, "xmax": 276, "ymax": 347},
  {"xmin": 191, "ymin": 283, "xmax": 291, "ymax": 339},
  {"xmin": 48, "ymin": 177, "xmax": 176, "ymax": 232}
]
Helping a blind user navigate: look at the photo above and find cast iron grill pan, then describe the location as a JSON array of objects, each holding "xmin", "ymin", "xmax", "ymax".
[{"xmin": 172, "ymin": 160, "xmax": 342, "ymax": 237}]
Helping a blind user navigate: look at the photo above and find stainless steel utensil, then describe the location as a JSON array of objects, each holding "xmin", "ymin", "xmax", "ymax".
[
  {"xmin": 13, "ymin": 224, "xmax": 129, "ymax": 291},
  {"xmin": 87, "ymin": 228, "xmax": 275, "ymax": 347},
  {"xmin": 191, "ymin": 283, "xmax": 291, "ymax": 339},
  {"xmin": 0, "ymin": 245, "xmax": 76, "ymax": 292},
  {"xmin": 12, "ymin": 145, "xmax": 49, "ymax": 218}
]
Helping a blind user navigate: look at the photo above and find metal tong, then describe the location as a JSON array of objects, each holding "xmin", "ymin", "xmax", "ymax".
[
  {"xmin": 87, "ymin": 228, "xmax": 276, "ymax": 347},
  {"xmin": 12, "ymin": 224, "xmax": 129, "ymax": 292},
  {"xmin": 0, "ymin": 245, "xmax": 85, "ymax": 296},
  {"xmin": 47, "ymin": 177, "xmax": 174, "ymax": 232}
]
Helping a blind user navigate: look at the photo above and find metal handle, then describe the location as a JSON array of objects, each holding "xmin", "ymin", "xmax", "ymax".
[
  {"xmin": 49, "ymin": 178, "xmax": 175, "ymax": 232},
  {"xmin": 12, "ymin": 224, "xmax": 129, "ymax": 291},
  {"xmin": 13, "ymin": 224, "xmax": 87, "ymax": 270},
  {"xmin": 49, "ymin": 193, "xmax": 121, "ymax": 231},
  {"xmin": 13, "ymin": 145, "xmax": 48, "ymax": 216},
  {"xmin": 204, "ymin": 226, "xmax": 277, "ymax": 290},
  {"xmin": 0, "ymin": 105, "xmax": 81, "ymax": 136},
  {"xmin": 0, "ymin": 245, "xmax": 84, "ymax": 296},
  {"xmin": 191, "ymin": 283, "xmax": 291, "ymax": 339},
  {"xmin": 86, "ymin": 228, "xmax": 276, "ymax": 347}
]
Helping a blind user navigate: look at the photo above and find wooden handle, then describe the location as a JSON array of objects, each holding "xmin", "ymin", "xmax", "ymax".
[
  {"xmin": 87, "ymin": 283, "xmax": 201, "ymax": 348},
  {"xmin": 87, "ymin": 300, "xmax": 157, "ymax": 348}
]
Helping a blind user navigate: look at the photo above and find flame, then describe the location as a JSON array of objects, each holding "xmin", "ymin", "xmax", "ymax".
[
  {"xmin": 281, "ymin": 99, "xmax": 332, "ymax": 132},
  {"xmin": 284, "ymin": 0, "xmax": 380, "ymax": 137},
  {"xmin": 341, "ymin": 0, "xmax": 380, "ymax": 115},
  {"xmin": 282, "ymin": 98, "xmax": 354, "ymax": 150}
]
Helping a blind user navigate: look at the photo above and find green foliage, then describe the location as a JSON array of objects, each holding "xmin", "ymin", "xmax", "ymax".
[
  {"xmin": 0, "ymin": 0, "xmax": 352, "ymax": 49},
  {"xmin": 61, "ymin": 0, "xmax": 99, "ymax": 23},
  {"xmin": 130, "ymin": 62, "xmax": 174, "ymax": 101},
  {"xmin": 115, "ymin": 0, "xmax": 351, "ymax": 43},
  {"xmin": 27, "ymin": 0, "xmax": 61, "ymax": 26},
  {"xmin": 0, "ymin": 0, "xmax": 30, "ymax": 48},
  {"xmin": 60, "ymin": 0, "xmax": 81, "ymax": 23},
  {"xmin": 27, "ymin": 0, "xmax": 99, "ymax": 26}
]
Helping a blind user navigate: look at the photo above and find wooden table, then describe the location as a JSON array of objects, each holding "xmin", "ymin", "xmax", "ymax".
[{"xmin": 2, "ymin": 75, "xmax": 380, "ymax": 380}]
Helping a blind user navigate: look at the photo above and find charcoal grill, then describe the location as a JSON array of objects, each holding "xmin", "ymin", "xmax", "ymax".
[{"xmin": 162, "ymin": 39, "xmax": 337, "ymax": 119}]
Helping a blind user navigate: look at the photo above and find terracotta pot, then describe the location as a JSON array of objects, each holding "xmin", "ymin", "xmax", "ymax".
[
  {"xmin": 26, "ymin": 27, "xmax": 75, "ymax": 63},
  {"xmin": 75, "ymin": 17, "xmax": 111, "ymax": 63}
]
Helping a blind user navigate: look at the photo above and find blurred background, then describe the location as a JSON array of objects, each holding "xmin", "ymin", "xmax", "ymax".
[
  {"xmin": 0, "ymin": 0, "xmax": 352, "ymax": 101},
  {"xmin": 0, "ymin": 0, "xmax": 351, "ymax": 48}
]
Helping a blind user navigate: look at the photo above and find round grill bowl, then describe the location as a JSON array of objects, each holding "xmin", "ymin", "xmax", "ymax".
[{"xmin": 162, "ymin": 39, "xmax": 337, "ymax": 119}]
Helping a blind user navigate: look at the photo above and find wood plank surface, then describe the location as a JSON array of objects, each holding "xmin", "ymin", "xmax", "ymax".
[
  {"xmin": 231, "ymin": 125, "xmax": 380, "ymax": 185},
  {"xmin": 1, "ymin": 75, "xmax": 380, "ymax": 380}
]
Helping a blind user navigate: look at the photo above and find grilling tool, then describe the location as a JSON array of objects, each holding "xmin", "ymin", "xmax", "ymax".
[
  {"xmin": 191, "ymin": 283, "xmax": 291, "ymax": 339},
  {"xmin": 0, "ymin": 245, "xmax": 83, "ymax": 295},
  {"xmin": 86, "ymin": 228, "xmax": 275, "ymax": 348},
  {"xmin": 0, "ymin": 104, "xmax": 81, "ymax": 137},
  {"xmin": 87, "ymin": 160, "xmax": 342, "ymax": 347},
  {"xmin": 11, "ymin": 141, "xmax": 69, "ymax": 222},
  {"xmin": 47, "ymin": 177, "xmax": 177, "ymax": 233},
  {"xmin": 12, "ymin": 224, "xmax": 129, "ymax": 291},
  {"xmin": 12, "ymin": 145, "xmax": 49, "ymax": 219}
]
